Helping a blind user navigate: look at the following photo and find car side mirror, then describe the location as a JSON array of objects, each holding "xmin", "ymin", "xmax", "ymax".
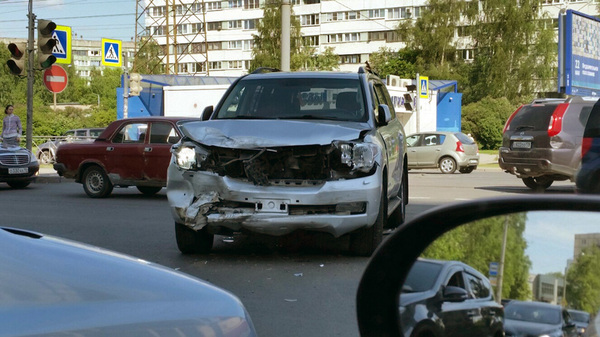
[
  {"xmin": 377, "ymin": 104, "xmax": 392, "ymax": 126},
  {"xmin": 202, "ymin": 106, "xmax": 214, "ymax": 121},
  {"xmin": 442, "ymin": 286, "xmax": 469, "ymax": 302},
  {"xmin": 356, "ymin": 195, "xmax": 600, "ymax": 337}
]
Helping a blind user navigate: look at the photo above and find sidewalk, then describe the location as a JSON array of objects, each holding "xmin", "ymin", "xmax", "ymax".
[{"xmin": 36, "ymin": 166, "xmax": 69, "ymax": 184}]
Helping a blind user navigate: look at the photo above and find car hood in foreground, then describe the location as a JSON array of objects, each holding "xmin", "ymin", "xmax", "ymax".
[
  {"xmin": 180, "ymin": 119, "xmax": 370, "ymax": 148},
  {"xmin": 504, "ymin": 318, "xmax": 560, "ymax": 336},
  {"xmin": 0, "ymin": 227, "xmax": 256, "ymax": 337},
  {"xmin": 0, "ymin": 146, "xmax": 32, "ymax": 155}
]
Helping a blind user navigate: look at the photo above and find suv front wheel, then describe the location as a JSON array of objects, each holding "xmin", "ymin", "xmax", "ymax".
[{"xmin": 522, "ymin": 176, "xmax": 553, "ymax": 191}]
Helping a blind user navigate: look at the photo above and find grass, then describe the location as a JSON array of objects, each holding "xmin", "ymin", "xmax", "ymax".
[{"xmin": 479, "ymin": 149, "xmax": 499, "ymax": 155}]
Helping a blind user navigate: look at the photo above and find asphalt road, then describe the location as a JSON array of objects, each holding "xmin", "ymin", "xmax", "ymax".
[{"xmin": 0, "ymin": 168, "xmax": 579, "ymax": 337}]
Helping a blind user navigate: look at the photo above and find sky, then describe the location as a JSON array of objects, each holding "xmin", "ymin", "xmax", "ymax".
[
  {"xmin": 525, "ymin": 211, "xmax": 599, "ymax": 275},
  {"xmin": 1, "ymin": 0, "xmax": 137, "ymax": 42}
]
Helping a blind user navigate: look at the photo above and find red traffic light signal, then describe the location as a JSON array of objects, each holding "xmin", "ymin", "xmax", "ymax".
[{"xmin": 7, "ymin": 42, "xmax": 27, "ymax": 76}]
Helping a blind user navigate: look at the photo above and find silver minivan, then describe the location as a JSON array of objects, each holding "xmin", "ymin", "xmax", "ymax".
[{"xmin": 406, "ymin": 131, "xmax": 479, "ymax": 173}]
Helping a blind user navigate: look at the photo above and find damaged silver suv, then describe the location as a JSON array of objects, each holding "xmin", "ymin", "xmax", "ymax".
[{"xmin": 166, "ymin": 68, "xmax": 408, "ymax": 256}]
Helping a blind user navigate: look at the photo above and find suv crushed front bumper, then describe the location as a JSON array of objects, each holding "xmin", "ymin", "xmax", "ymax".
[{"xmin": 167, "ymin": 166, "xmax": 382, "ymax": 237}]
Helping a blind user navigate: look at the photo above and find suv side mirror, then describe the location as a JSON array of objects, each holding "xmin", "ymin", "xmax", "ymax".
[
  {"xmin": 377, "ymin": 104, "xmax": 392, "ymax": 126},
  {"xmin": 202, "ymin": 106, "xmax": 214, "ymax": 121},
  {"xmin": 442, "ymin": 286, "xmax": 469, "ymax": 302}
]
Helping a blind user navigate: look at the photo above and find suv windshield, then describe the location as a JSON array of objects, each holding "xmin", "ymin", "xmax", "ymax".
[
  {"xmin": 215, "ymin": 78, "xmax": 367, "ymax": 122},
  {"xmin": 509, "ymin": 104, "xmax": 558, "ymax": 131},
  {"xmin": 402, "ymin": 261, "xmax": 443, "ymax": 293}
]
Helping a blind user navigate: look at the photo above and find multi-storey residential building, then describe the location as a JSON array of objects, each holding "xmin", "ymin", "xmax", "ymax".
[
  {"xmin": 574, "ymin": 232, "xmax": 600, "ymax": 258},
  {"xmin": 143, "ymin": 0, "xmax": 599, "ymax": 77},
  {"xmin": 1, "ymin": 37, "xmax": 135, "ymax": 81}
]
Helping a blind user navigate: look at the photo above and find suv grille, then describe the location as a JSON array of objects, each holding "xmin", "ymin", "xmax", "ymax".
[{"xmin": 0, "ymin": 154, "xmax": 30, "ymax": 166}]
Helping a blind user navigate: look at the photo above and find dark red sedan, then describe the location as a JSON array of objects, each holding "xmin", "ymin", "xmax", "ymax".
[{"xmin": 54, "ymin": 117, "xmax": 199, "ymax": 198}]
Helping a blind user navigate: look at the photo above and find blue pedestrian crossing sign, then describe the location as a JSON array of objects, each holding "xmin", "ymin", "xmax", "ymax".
[
  {"xmin": 52, "ymin": 25, "xmax": 71, "ymax": 64},
  {"xmin": 101, "ymin": 38, "xmax": 122, "ymax": 67},
  {"xmin": 419, "ymin": 76, "xmax": 429, "ymax": 99}
]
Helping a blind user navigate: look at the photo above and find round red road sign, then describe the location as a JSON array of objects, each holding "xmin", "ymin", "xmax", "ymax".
[{"xmin": 43, "ymin": 65, "xmax": 68, "ymax": 93}]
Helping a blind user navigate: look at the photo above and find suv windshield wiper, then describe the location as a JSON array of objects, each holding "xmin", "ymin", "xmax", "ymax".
[{"xmin": 284, "ymin": 114, "xmax": 345, "ymax": 121}]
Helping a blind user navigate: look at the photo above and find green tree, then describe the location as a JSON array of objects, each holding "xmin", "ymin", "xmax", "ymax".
[
  {"xmin": 461, "ymin": 97, "xmax": 517, "ymax": 149},
  {"xmin": 465, "ymin": 0, "xmax": 556, "ymax": 103},
  {"xmin": 566, "ymin": 246, "xmax": 600, "ymax": 313},
  {"xmin": 367, "ymin": 47, "xmax": 417, "ymax": 79},
  {"xmin": 423, "ymin": 213, "xmax": 532, "ymax": 300},
  {"xmin": 133, "ymin": 37, "xmax": 165, "ymax": 74}
]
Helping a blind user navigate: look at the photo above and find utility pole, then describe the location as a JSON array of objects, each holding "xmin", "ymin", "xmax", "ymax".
[
  {"xmin": 281, "ymin": 0, "xmax": 291, "ymax": 71},
  {"xmin": 496, "ymin": 216, "xmax": 509, "ymax": 303},
  {"xmin": 26, "ymin": 0, "xmax": 35, "ymax": 151},
  {"xmin": 123, "ymin": 52, "xmax": 129, "ymax": 119}
]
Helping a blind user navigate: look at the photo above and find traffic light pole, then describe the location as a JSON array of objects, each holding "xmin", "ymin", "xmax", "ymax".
[{"xmin": 26, "ymin": 0, "xmax": 35, "ymax": 151}]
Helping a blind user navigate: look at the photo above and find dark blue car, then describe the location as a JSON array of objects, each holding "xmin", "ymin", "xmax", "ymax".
[{"xmin": 576, "ymin": 100, "xmax": 600, "ymax": 193}]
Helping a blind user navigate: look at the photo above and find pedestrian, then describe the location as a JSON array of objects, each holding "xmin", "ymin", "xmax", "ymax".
[{"xmin": 1, "ymin": 105, "xmax": 22, "ymax": 148}]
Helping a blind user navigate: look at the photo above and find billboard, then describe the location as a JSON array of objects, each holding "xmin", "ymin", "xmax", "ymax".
[{"xmin": 558, "ymin": 10, "xmax": 600, "ymax": 96}]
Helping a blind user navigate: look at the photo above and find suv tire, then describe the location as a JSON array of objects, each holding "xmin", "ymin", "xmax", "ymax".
[
  {"xmin": 522, "ymin": 176, "xmax": 553, "ymax": 191},
  {"xmin": 175, "ymin": 222, "xmax": 214, "ymax": 254},
  {"xmin": 136, "ymin": 186, "xmax": 163, "ymax": 195},
  {"xmin": 459, "ymin": 167, "xmax": 474, "ymax": 174}
]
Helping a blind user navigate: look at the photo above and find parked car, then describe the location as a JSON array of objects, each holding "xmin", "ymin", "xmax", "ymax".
[
  {"xmin": 499, "ymin": 96, "xmax": 598, "ymax": 190},
  {"xmin": 406, "ymin": 131, "xmax": 479, "ymax": 174},
  {"xmin": 167, "ymin": 67, "xmax": 409, "ymax": 256},
  {"xmin": 399, "ymin": 258, "xmax": 504, "ymax": 337},
  {"xmin": 0, "ymin": 144, "xmax": 39, "ymax": 188},
  {"xmin": 54, "ymin": 117, "xmax": 199, "ymax": 198},
  {"xmin": 503, "ymin": 300, "xmax": 578, "ymax": 337},
  {"xmin": 0, "ymin": 225, "xmax": 257, "ymax": 336},
  {"xmin": 36, "ymin": 127, "xmax": 105, "ymax": 164},
  {"xmin": 567, "ymin": 309, "xmax": 591, "ymax": 336},
  {"xmin": 576, "ymin": 99, "xmax": 600, "ymax": 193}
]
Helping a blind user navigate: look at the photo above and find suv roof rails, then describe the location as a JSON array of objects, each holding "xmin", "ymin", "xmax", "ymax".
[
  {"xmin": 251, "ymin": 67, "xmax": 281, "ymax": 74},
  {"xmin": 530, "ymin": 98, "xmax": 566, "ymax": 104}
]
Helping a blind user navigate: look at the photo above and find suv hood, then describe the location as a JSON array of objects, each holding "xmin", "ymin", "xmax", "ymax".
[{"xmin": 180, "ymin": 120, "xmax": 369, "ymax": 148}]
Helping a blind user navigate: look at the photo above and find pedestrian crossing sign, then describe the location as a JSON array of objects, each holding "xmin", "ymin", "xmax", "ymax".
[
  {"xmin": 419, "ymin": 76, "xmax": 429, "ymax": 99},
  {"xmin": 101, "ymin": 38, "xmax": 122, "ymax": 67},
  {"xmin": 52, "ymin": 25, "xmax": 71, "ymax": 64}
]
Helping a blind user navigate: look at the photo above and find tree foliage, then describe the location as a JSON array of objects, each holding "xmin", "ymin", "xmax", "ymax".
[
  {"xmin": 566, "ymin": 246, "xmax": 600, "ymax": 313},
  {"xmin": 423, "ymin": 214, "xmax": 531, "ymax": 300},
  {"xmin": 461, "ymin": 97, "xmax": 517, "ymax": 149},
  {"xmin": 133, "ymin": 38, "xmax": 165, "ymax": 74}
]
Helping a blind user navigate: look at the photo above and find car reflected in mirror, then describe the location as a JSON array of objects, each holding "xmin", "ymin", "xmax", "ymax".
[{"xmin": 357, "ymin": 196, "xmax": 600, "ymax": 337}]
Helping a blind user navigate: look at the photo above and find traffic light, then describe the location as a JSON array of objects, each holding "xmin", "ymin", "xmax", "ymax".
[
  {"xmin": 7, "ymin": 42, "xmax": 26, "ymax": 76},
  {"xmin": 129, "ymin": 73, "xmax": 143, "ymax": 96},
  {"xmin": 37, "ymin": 19, "xmax": 57, "ymax": 69}
]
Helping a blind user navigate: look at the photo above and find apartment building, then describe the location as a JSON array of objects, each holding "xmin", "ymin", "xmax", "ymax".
[
  {"xmin": 574, "ymin": 232, "xmax": 600, "ymax": 258},
  {"xmin": 1, "ymin": 37, "xmax": 135, "ymax": 81},
  {"xmin": 143, "ymin": 0, "xmax": 599, "ymax": 77}
]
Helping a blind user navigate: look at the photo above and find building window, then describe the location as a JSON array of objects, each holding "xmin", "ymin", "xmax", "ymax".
[
  {"xmin": 229, "ymin": 0, "xmax": 243, "ymax": 8},
  {"xmin": 243, "ymin": 40, "xmax": 254, "ymax": 50},
  {"xmin": 323, "ymin": 12, "xmax": 342, "ymax": 22},
  {"xmin": 192, "ymin": 42, "xmax": 206, "ymax": 53},
  {"xmin": 229, "ymin": 20, "xmax": 242, "ymax": 29},
  {"xmin": 344, "ymin": 33, "xmax": 359, "ymax": 42},
  {"xmin": 207, "ymin": 1, "xmax": 222, "ymax": 10},
  {"xmin": 368, "ymin": 9, "xmax": 385, "ymax": 18},
  {"xmin": 178, "ymin": 63, "xmax": 189, "ymax": 73},
  {"xmin": 386, "ymin": 31, "xmax": 401, "ymax": 42},
  {"xmin": 175, "ymin": 4, "xmax": 185, "ymax": 15},
  {"xmin": 244, "ymin": 19, "xmax": 257, "ymax": 29},
  {"xmin": 368, "ymin": 31, "xmax": 386, "ymax": 41},
  {"xmin": 152, "ymin": 6, "xmax": 165, "ymax": 17},
  {"xmin": 152, "ymin": 26, "xmax": 166, "ymax": 36},
  {"xmin": 304, "ymin": 0, "xmax": 320, "ymax": 3},
  {"xmin": 340, "ymin": 55, "xmax": 360, "ymax": 64},
  {"xmin": 228, "ymin": 60, "xmax": 243, "ymax": 69},
  {"xmin": 177, "ymin": 44, "xmax": 191, "ymax": 54},
  {"xmin": 209, "ymin": 61, "xmax": 222, "ymax": 70},
  {"xmin": 244, "ymin": 0, "xmax": 260, "ymax": 9},
  {"xmin": 303, "ymin": 35, "xmax": 319, "ymax": 46},
  {"xmin": 459, "ymin": 49, "xmax": 475, "ymax": 60},
  {"xmin": 244, "ymin": 60, "xmax": 251, "ymax": 69},
  {"xmin": 301, "ymin": 14, "xmax": 319, "ymax": 26},
  {"xmin": 345, "ymin": 11, "xmax": 358, "ymax": 20},
  {"xmin": 194, "ymin": 62, "xmax": 206, "ymax": 72},
  {"xmin": 229, "ymin": 40, "xmax": 242, "ymax": 49},
  {"xmin": 208, "ymin": 22, "xmax": 222, "ymax": 30},
  {"xmin": 414, "ymin": 6, "xmax": 425, "ymax": 18},
  {"xmin": 90, "ymin": 60, "xmax": 101, "ymax": 67},
  {"xmin": 89, "ymin": 50, "xmax": 100, "ymax": 56},
  {"xmin": 190, "ymin": 2, "xmax": 202, "ymax": 13},
  {"xmin": 191, "ymin": 23, "xmax": 204, "ymax": 33},
  {"xmin": 208, "ymin": 42, "xmax": 223, "ymax": 50},
  {"xmin": 176, "ymin": 24, "xmax": 188, "ymax": 34},
  {"xmin": 327, "ymin": 34, "xmax": 342, "ymax": 43}
]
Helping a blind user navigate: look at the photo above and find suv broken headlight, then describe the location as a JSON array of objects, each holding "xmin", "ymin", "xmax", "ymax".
[
  {"xmin": 336, "ymin": 142, "xmax": 378, "ymax": 173},
  {"xmin": 172, "ymin": 144, "xmax": 208, "ymax": 170}
]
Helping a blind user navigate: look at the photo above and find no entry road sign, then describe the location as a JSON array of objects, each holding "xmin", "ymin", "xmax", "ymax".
[{"xmin": 43, "ymin": 65, "xmax": 68, "ymax": 93}]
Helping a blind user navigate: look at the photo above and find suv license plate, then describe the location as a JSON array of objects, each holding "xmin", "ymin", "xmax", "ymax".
[
  {"xmin": 8, "ymin": 167, "xmax": 28, "ymax": 174},
  {"xmin": 512, "ymin": 141, "xmax": 531, "ymax": 149}
]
